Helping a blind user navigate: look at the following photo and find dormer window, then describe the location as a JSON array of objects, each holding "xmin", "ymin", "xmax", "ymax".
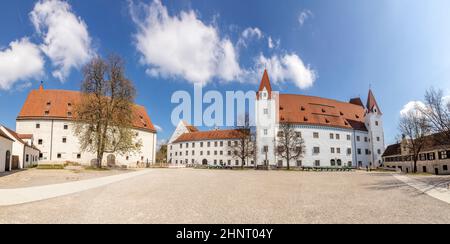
[
  {"xmin": 301, "ymin": 106, "xmax": 305, "ymax": 111},
  {"xmin": 44, "ymin": 110, "xmax": 49, "ymax": 116},
  {"xmin": 46, "ymin": 101, "xmax": 51, "ymax": 106},
  {"xmin": 355, "ymin": 114, "xmax": 360, "ymax": 119},
  {"xmin": 68, "ymin": 103, "xmax": 72, "ymax": 107},
  {"xmin": 67, "ymin": 112, "xmax": 72, "ymax": 117},
  {"xmin": 322, "ymin": 109, "xmax": 326, "ymax": 113}
]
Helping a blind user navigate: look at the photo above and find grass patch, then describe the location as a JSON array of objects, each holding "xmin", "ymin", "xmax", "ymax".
[
  {"xmin": 37, "ymin": 164, "xmax": 65, "ymax": 170},
  {"xmin": 83, "ymin": 166, "xmax": 110, "ymax": 171}
]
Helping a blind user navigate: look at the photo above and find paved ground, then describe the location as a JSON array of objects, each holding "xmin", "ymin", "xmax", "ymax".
[
  {"xmin": 0, "ymin": 168, "xmax": 131, "ymax": 189},
  {"xmin": 0, "ymin": 169, "xmax": 449, "ymax": 224}
]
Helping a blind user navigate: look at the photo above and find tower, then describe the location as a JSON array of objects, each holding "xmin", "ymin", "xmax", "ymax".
[
  {"xmin": 365, "ymin": 89, "xmax": 385, "ymax": 168},
  {"xmin": 255, "ymin": 70, "xmax": 277, "ymax": 167}
]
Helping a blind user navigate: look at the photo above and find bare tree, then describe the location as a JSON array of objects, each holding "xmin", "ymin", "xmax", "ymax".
[
  {"xmin": 74, "ymin": 55, "xmax": 142, "ymax": 168},
  {"xmin": 419, "ymin": 88, "xmax": 450, "ymax": 145},
  {"xmin": 398, "ymin": 110, "xmax": 431, "ymax": 173},
  {"xmin": 228, "ymin": 114, "xmax": 255, "ymax": 169},
  {"xmin": 276, "ymin": 122, "xmax": 305, "ymax": 170}
]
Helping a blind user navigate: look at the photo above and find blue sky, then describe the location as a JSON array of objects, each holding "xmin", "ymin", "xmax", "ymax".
[{"xmin": 1, "ymin": 0, "xmax": 450, "ymax": 145}]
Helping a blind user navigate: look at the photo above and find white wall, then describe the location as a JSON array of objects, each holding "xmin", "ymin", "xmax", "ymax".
[
  {"xmin": 16, "ymin": 119, "xmax": 156, "ymax": 167},
  {"xmin": 0, "ymin": 137, "xmax": 13, "ymax": 172},
  {"xmin": 168, "ymin": 139, "xmax": 253, "ymax": 167}
]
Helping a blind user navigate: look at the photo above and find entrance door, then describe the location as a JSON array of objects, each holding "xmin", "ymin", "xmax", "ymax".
[
  {"xmin": 107, "ymin": 154, "xmax": 116, "ymax": 167},
  {"xmin": 202, "ymin": 159, "xmax": 208, "ymax": 165},
  {"xmin": 5, "ymin": 151, "xmax": 11, "ymax": 171},
  {"xmin": 435, "ymin": 168, "xmax": 439, "ymax": 175},
  {"xmin": 11, "ymin": 156, "xmax": 19, "ymax": 170},
  {"xmin": 423, "ymin": 166, "xmax": 427, "ymax": 173}
]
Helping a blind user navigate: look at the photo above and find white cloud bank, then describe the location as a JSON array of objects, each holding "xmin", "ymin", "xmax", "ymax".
[
  {"xmin": 0, "ymin": 38, "xmax": 45, "ymax": 90},
  {"xmin": 129, "ymin": 0, "xmax": 241, "ymax": 85},
  {"xmin": 256, "ymin": 53, "xmax": 316, "ymax": 89},
  {"xmin": 400, "ymin": 101, "xmax": 426, "ymax": 117},
  {"xmin": 30, "ymin": 0, "xmax": 94, "ymax": 82}
]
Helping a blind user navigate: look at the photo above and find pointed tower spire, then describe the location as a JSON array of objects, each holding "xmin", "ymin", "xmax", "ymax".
[
  {"xmin": 366, "ymin": 89, "xmax": 382, "ymax": 115},
  {"xmin": 257, "ymin": 69, "xmax": 272, "ymax": 99},
  {"xmin": 39, "ymin": 81, "xmax": 44, "ymax": 92}
]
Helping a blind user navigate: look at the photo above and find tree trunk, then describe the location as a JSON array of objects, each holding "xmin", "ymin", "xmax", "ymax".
[{"xmin": 413, "ymin": 159, "xmax": 417, "ymax": 173}]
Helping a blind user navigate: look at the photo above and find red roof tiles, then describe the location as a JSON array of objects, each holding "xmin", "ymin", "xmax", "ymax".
[
  {"xmin": 173, "ymin": 129, "xmax": 244, "ymax": 143},
  {"xmin": 17, "ymin": 89, "xmax": 156, "ymax": 133}
]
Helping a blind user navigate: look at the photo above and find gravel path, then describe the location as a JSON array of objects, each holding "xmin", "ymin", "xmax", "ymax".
[{"xmin": 0, "ymin": 169, "xmax": 449, "ymax": 224}]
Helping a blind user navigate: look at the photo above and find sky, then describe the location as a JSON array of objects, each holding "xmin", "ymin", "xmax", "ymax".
[{"xmin": 1, "ymin": 0, "xmax": 450, "ymax": 146}]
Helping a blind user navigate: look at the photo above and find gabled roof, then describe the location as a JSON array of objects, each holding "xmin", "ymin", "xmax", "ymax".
[
  {"xmin": 278, "ymin": 94, "xmax": 368, "ymax": 131},
  {"xmin": 382, "ymin": 133, "xmax": 450, "ymax": 157},
  {"xmin": 182, "ymin": 121, "xmax": 199, "ymax": 133},
  {"xmin": 173, "ymin": 129, "xmax": 245, "ymax": 143},
  {"xmin": 257, "ymin": 69, "xmax": 272, "ymax": 99},
  {"xmin": 1, "ymin": 126, "xmax": 27, "ymax": 145},
  {"xmin": 17, "ymin": 88, "xmax": 157, "ymax": 133},
  {"xmin": 367, "ymin": 89, "xmax": 382, "ymax": 115},
  {"xmin": 382, "ymin": 143, "xmax": 401, "ymax": 157},
  {"xmin": 0, "ymin": 129, "xmax": 14, "ymax": 142}
]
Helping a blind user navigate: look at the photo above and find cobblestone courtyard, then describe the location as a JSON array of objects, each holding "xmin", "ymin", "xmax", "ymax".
[{"xmin": 1, "ymin": 169, "xmax": 449, "ymax": 224}]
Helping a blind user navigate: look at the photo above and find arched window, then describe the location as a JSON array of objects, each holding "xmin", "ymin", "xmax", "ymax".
[
  {"xmin": 330, "ymin": 159, "xmax": 336, "ymax": 166},
  {"xmin": 337, "ymin": 159, "xmax": 342, "ymax": 166}
]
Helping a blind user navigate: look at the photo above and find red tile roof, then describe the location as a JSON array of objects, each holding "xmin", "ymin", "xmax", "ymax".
[
  {"xmin": 367, "ymin": 89, "xmax": 382, "ymax": 115},
  {"xmin": 18, "ymin": 134, "xmax": 33, "ymax": 139},
  {"xmin": 279, "ymin": 94, "xmax": 368, "ymax": 131},
  {"xmin": 173, "ymin": 129, "xmax": 244, "ymax": 143},
  {"xmin": 257, "ymin": 69, "xmax": 272, "ymax": 99},
  {"xmin": 17, "ymin": 89, "xmax": 156, "ymax": 133}
]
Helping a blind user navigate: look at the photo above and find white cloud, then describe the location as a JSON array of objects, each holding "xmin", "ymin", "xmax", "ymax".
[
  {"xmin": 298, "ymin": 9, "xmax": 313, "ymax": 26},
  {"xmin": 30, "ymin": 0, "xmax": 94, "ymax": 82},
  {"xmin": 238, "ymin": 27, "xmax": 263, "ymax": 48},
  {"xmin": 256, "ymin": 53, "xmax": 316, "ymax": 89},
  {"xmin": 400, "ymin": 101, "xmax": 426, "ymax": 117},
  {"xmin": 443, "ymin": 95, "xmax": 450, "ymax": 105},
  {"xmin": 0, "ymin": 38, "xmax": 45, "ymax": 90},
  {"xmin": 268, "ymin": 36, "xmax": 280, "ymax": 49},
  {"xmin": 129, "ymin": 0, "xmax": 241, "ymax": 85},
  {"xmin": 154, "ymin": 124, "xmax": 163, "ymax": 132}
]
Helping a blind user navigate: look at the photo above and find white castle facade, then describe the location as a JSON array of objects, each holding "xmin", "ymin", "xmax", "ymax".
[
  {"xmin": 168, "ymin": 70, "xmax": 385, "ymax": 169},
  {"xmin": 14, "ymin": 85, "xmax": 157, "ymax": 168}
]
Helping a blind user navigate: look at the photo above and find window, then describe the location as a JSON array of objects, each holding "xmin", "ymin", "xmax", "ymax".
[
  {"xmin": 57, "ymin": 153, "xmax": 62, "ymax": 159},
  {"xmin": 277, "ymin": 131, "xmax": 283, "ymax": 137},
  {"xmin": 347, "ymin": 135, "xmax": 351, "ymax": 141},
  {"xmin": 220, "ymin": 141, "xmax": 223, "ymax": 147},
  {"xmin": 296, "ymin": 132, "xmax": 302, "ymax": 138},
  {"xmin": 296, "ymin": 160, "xmax": 302, "ymax": 167},
  {"xmin": 440, "ymin": 151, "xmax": 448, "ymax": 160},
  {"xmin": 26, "ymin": 155, "xmax": 29, "ymax": 162},
  {"xmin": 36, "ymin": 123, "xmax": 40, "ymax": 129},
  {"xmin": 264, "ymin": 129, "xmax": 268, "ymax": 136},
  {"xmin": 313, "ymin": 147, "xmax": 320, "ymax": 154},
  {"xmin": 38, "ymin": 139, "xmax": 43, "ymax": 145},
  {"xmin": 62, "ymin": 137, "xmax": 67, "ymax": 143},
  {"xmin": 207, "ymin": 151, "xmax": 210, "ymax": 156},
  {"xmin": 356, "ymin": 136, "xmax": 360, "ymax": 142},
  {"xmin": 444, "ymin": 165, "xmax": 448, "ymax": 171},
  {"xmin": 263, "ymin": 146, "xmax": 269, "ymax": 153},
  {"xmin": 330, "ymin": 133, "xmax": 334, "ymax": 139},
  {"xmin": 64, "ymin": 124, "xmax": 68, "ymax": 130},
  {"xmin": 192, "ymin": 142, "xmax": 195, "ymax": 148},
  {"xmin": 67, "ymin": 112, "xmax": 72, "ymax": 117},
  {"xmin": 314, "ymin": 160, "xmax": 320, "ymax": 167},
  {"xmin": 200, "ymin": 151, "xmax": 203, "ymax": 156},
  {"xmin": 192, "ymin": 150, "xmax": 195, "ymax": 156},
  {"xmin": 331, "ymin": 159, "xmax": 336, "ymax": 166},
  {"xmin": 377, "ymin": 149, "xmax": 381, "ymax": 154},
  {"xmin": 365, "ymin": 149, "xmax": 370, "ymax": 155},
  {"xmin": 375, "ymin": 121, "xmax": 379, "ymax": 126},
  {"xmin": 336, "ymin": 148, "xmax": 341, "ymax": 154},
  {"xmin": 220, "ymin": 151, "xmax": 223, "ymax": 155},
  {"xmin": 347, "ymin": 148, "xmax": 352, "ymax": 155},
  {"xmin": 357, "ymin": 149, "xmax": 361, "ymax": 155},
  {"xmin": 336, "ymin": 134, "xmax": 340, "ymax": 140},
  {"xmin": 215, "ymin": 141, "xmax": 218, "ymax": 147},
  {"xmin": 77, "ymin": 154, "xmax": 81, "ymax": 159},
  {"xmin": 313, "ymin": 132, "xmax": 319, "ymax": 138},
  {"xmin": 214, "ymin": 160, "xmax": 217, "ymax": 165},
  {"xmin": 228, "ymin": 160, "xmax": 231, "ymax": 166},
  {"xmin": 228, "ymin": 141, "xmax": 231, "ymax": 147},
  {"xmin": 180, "ymin": 144, "xmax": 183, "ymax": 149},
  {"xmin": 235, "ymin": 160, "xmax": 239, "ymax": 166},
  {"xmin": 264, "ymin": 108, "xmax": 269, "ymax": 115},
  {"xmin": 337, "ymin": 159, "xmax": 342, "ymax": 166},
  {"xmin": 207, "ymin": 142, "xmax": 211, "ymax": 147},
  {"xmin": 200, "ymin": 142, "xmax": 204, "ymax": 147},
  {"xmin": 186, "ymin": 143, "xmax": 189, "ymax": 148},
  {"xmin": 214, "ymin": 151, "xmax": 217, "ymax": 155},
  {"xmin": 331, "ymin": 147, "xmax": 335, "ymax": 153},
  {"xmin": 185, "ymin": 151, "xmax": 189, "ymax": 156}
]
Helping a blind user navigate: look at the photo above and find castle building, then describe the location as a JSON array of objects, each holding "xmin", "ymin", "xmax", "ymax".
[
  {"xmin": 0, "ymin": 125, "xmax": 40, "ymax": 171},
  {"xmin": 0, "ymin": 129, "xmax": 13, "ymax": 173},
  {"xmin": 168, "ymin": 70, "xmax": 385, "ymax": 168},
  {"xmin": 14, "ymin": 84, "xmax": 157, "ymax": 168}
]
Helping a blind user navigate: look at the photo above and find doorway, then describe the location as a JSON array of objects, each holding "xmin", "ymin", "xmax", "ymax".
[
  {"xmin": 202, "ymin": 159, "xmax": 208, "ymax": 165},
  {"xmin": 435, "ymin": 168, "xmax": 439, "ymax": 175},
  {"xmin": 107, "ymin": 154, "xmax": 116, "ymax": 167},
  {"xmin": 5, "ymin": 150, "xmax": 10, "ymax": 172}
]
